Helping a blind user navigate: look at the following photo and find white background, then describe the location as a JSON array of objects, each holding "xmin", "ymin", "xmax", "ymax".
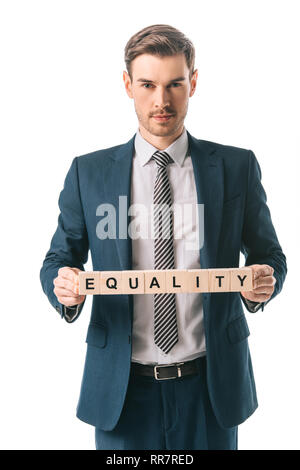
[{"xmin": 0, "ymin": 0, "xmax": 299, "ymax": 450}]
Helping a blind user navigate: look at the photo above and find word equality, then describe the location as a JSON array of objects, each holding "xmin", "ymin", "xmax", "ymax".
[{"xmin": 79, "ymin": 268, "xmax": 253, "ymax": 295}]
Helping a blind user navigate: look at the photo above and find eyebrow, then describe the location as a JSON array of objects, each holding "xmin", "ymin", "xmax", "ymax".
[{"xmin": 136, "ymin": 76, "xmax": 186, "ymax": 84}]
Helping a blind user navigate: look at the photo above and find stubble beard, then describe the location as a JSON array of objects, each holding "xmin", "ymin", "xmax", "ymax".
[{"xmin": 135, "ymin": 103, "xmax": 188, "ymax": 138}]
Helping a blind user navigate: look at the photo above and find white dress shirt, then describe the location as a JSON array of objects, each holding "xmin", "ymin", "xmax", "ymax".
[{"xmin": 130, "ymin": 127, "xmax": 206, "ymax": 365}]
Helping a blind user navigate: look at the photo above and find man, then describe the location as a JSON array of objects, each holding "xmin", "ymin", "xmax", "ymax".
[{"xmin": 40, "ymin": 24, "xmax": 287, "ymax": 450}]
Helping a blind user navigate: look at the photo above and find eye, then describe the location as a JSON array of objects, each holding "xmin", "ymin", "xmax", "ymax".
[
  {"xmin": 142, "ymin": 83, "xmax": 153, "ymax": 88},
  {"xmin": 170, "ymin": 83, "xmax": 181, "ymax": 87}
]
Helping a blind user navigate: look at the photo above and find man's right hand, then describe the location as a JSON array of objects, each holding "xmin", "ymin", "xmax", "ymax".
[{"xmin": 53, "ymin": 267, "xmax": 86, "ymax": 307}]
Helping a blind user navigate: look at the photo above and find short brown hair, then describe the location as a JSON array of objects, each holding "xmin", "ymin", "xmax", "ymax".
[{"xmin": 124, "ymin": 24, "xmax": 195, "ymax": 81}]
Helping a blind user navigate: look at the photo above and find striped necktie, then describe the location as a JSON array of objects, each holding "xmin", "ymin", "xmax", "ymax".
[{"xmin": 152, "ymin": 150, "xmax": 178, "ymax": 354}]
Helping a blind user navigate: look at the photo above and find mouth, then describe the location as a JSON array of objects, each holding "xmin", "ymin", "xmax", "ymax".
[{"xmin": 152, "ymin": 115, "xmax": 174, "ymax": 122}]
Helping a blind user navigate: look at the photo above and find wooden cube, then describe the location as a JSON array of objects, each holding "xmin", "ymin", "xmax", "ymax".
[
  {"xmin": 100, "ymin": 271, "xmax": 123, "ymax": 294},
  {"xmin": 209, "ymin": 268, "xmax": 231, "ymax": 292},
  {"xmin": 78, "ymin": 271, "xmax": 100, "ymax": 295},
  {"xmin": 187, "ymin": 269, "xmax": 209, "ymax": 292},
  {"xmin": 144, "ymin": 270, "xmax": 166, "ymax": 294},
  {"xmin": 165, "ymin": 269, "xmax": 188, "ymax": 293},
  {"xmin": 230, "ymin": 267, "xmax": 253, "ymax": 292},
  {"xmin": 122, "ymin": 270, "xmax": 145, "ymax": 294}
]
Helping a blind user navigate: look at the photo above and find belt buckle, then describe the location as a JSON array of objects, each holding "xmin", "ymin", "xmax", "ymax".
[{"xmin": 154, "ymin": 362, "xmax": 185, "ymax": 381}]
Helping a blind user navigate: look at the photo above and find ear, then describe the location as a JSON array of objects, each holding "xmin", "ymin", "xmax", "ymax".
[
  {"xmin": 123, "ymin": 70, "xmax": 133, "ymax": 99},
  {"xmin": 189, "ymin": 69, "xmax": 198, "ymax": 97}
]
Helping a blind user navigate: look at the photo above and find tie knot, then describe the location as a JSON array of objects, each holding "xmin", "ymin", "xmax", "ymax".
[{"xmin": 152, "ymin": 150, "xmax": 173, "ymax": 168}]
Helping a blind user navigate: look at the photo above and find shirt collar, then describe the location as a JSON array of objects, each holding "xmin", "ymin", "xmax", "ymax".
[{"xmin": 134, "ymin": 126, "xmax": 189, "ymax": 167}]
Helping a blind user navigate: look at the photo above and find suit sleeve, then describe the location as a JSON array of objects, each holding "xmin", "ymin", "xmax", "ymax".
[
  {"xmin": 40, "ymin": 157, "xmax": 89, "ymax": 322},
  {"xmin": 241, "ymin": 150, "xmax": 287, "ymax": 312}
]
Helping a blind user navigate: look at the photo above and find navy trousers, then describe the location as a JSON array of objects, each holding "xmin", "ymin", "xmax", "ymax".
[{"xmin": 95, "ymin": 356, "xmax": 237, "ymax": 450}]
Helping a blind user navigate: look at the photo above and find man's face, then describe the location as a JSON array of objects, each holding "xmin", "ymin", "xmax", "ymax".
[{"xmin": 123, "ymin": 53, "xmax": 198, "ymax": 138}]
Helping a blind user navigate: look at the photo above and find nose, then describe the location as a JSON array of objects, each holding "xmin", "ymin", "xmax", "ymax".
[{"xmin": 154, "ymin": 86, "xmax": 171, "ymax": 110}]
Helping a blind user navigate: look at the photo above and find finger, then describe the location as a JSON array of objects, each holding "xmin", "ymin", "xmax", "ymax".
[
  {"xmin": 253, "ymin": 264, "xmax": 274, "ymax": 280},
  {"xmin": 69, "ymin": 268, "xmax": 81, "ymax": 284},
  {"xmin": 58, "ymin": 267, "xmax": 79, "ymax": 284},
  {"xmin": 58, "ymin": 296, "xmax": 85, "ymax": 307},
  {"xmin": 252, "ymin": 286, "xmax": 274, "ymax": 295},
  {"xmin": 253, "ymin": 292, "xmax": 272, "ymax": 301},
  {"xmin": 245, "ymin": 292, "xmax": 271, "ymax": 302},
  {"xmin": 254, "ymin": 276, "xmax": 276, "ymax": 288},
  {"xmin": 54, "ymin": 286, "xmax": 80, "ymax": 297},
  {"xmin": 53, "ymin": 277, "xmax": 77, "ymax": 293}
]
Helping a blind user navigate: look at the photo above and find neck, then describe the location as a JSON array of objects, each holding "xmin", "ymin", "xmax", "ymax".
[{"xmin": 139, "ymin": 124, "xmax": 184, "ymax": 150}]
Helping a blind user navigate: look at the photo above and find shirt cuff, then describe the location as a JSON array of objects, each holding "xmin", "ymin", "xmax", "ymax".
[
  {"xmin": 242, "ymin": 296, "xmax": 263, "ymax": 313},
  {"xmin": 63, "ymin": 304, "xmax": 81, "ymax": 322}
]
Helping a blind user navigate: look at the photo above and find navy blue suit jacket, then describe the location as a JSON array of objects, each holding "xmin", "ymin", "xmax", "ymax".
[{"xmin": 40, "ymin": 130, "xmax": 287, "ymax": 430}]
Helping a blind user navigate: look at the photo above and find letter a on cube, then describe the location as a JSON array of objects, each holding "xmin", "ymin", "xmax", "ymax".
[{"xmin": 144, "ymin": 270, "xmax": 166, "ymax": 294}]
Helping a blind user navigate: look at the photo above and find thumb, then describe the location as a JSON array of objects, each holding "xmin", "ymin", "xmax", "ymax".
[
  {"xmin": 69, "ymin": 267, "xmax": 82, "ymax": 284},
  {"xmin": 70, "ymin": 267, "xmax": 82, "ymax": 274}
]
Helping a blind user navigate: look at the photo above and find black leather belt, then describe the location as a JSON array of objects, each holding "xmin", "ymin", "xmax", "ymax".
[{"xmin": 131, "ymin": 358, "xmax": 201, "ymax": 381}]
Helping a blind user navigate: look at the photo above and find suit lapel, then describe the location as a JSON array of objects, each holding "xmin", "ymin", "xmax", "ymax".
[
  {"xmin": 187, "ymin": 131, "xmax": 224, "ymax": 269},
  {"xmin": 102, "ymin": 134, "xmax": 136, "ymax": 271}
]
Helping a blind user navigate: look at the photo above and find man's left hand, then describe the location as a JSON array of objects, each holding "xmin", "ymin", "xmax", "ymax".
[{"xmin": 241, "ymin": 264, "xmax": 276, "ymax": 303}]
